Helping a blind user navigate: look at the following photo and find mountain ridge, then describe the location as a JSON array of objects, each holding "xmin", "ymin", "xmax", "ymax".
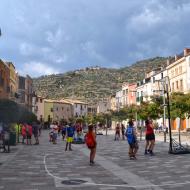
[{"xmin": 33, "ymin": 56, "xmax": 168, "ymax": 104}]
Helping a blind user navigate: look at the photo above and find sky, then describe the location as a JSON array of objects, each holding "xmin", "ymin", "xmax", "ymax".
[{"xmin": 0, "ymin": 0, "xmax": 190, "ymax": 77}]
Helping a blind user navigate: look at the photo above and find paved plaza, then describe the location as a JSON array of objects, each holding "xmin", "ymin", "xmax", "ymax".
[{"xmin": 0, "ymin": 130, "xmax": 190, "ymax": 190}]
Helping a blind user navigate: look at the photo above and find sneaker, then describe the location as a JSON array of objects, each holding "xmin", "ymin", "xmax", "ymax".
[
  {"xmin": 90, "ymin": 161, "xmax": 95, "ymax": 166},
  {"xmin": 150, "ymin": 152, "xmax": 155, "ymax": 156},
  {"xmin": 144, "ymin": 150, "xmax": 148, "ymax": 155}
]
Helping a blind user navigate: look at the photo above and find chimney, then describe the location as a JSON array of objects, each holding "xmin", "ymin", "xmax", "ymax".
[
  {"xmin": 166, "ymin": 59, "xmax": 170, "ymax": 66},
  {"xmin": 174, "ymin": 55, "xmax": 179, "ymax": 61},
  {"xmin": 184, "ymin": 48, "xmax": 190, "ymax": 56}
]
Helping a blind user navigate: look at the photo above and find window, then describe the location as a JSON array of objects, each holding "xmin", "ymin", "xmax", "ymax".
[
  {"xmin": 171, "ymin": 70, "xmax": 174, "ymax": 77},
  {"xmin": 175, "ymin": 68, "xmax": 178, "ymax": 76},
  {"xmin": 62, "ymin": 107, "xmax": 64, "ymax": 111},
  {"xmin": 179, "ymin": 66, "xmax": 182, "ymax": 74},
  {"xmin": 176, "ymin": 81, "xmax": 179, "ymax": 89},
  {"xmin": 56, "ymin": 107, "xmax": 58, "ymax": 111},
  {"xmin": 50, "ymin": 108, "xmax": 53, "ymax": 112},
  {"xmin": 75, "ymin": 104, "xmax": 77, "ymax": 108},
  {"xmin": 161, "ymin": 73, "xmax": 163, "ymax": 79},
  {"xmin": 180, "ymin": 79, "xmax": 183, "ymax": 90},
  {"xmin": 153, "ymin": 77, "xmax": 155, "ymax": 83},
  {"xmin": 40, "ymin": 99, "xmax": 42, "ymax": 103},
  {"xmin": 123, "ymin": 90, "xmax": 125, "ymax": 95},
  {"xmin": 172, "ymin": 82, "xmax": 174, "ymax": 91}
]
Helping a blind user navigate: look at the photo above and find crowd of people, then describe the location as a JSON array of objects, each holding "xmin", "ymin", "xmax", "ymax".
[{"xmin": 18, "ymin": 121, "xmax": 41, "ymax": 145}]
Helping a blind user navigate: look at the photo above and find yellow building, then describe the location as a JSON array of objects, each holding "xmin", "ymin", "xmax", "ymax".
[
  {"xmin": 0, "ymin": 59, "xmax": 10, "ymax": 99},
  {"xmin": 7, "ymin": 62, "xmax": 18, "ymax": 101},
  {"xmin": 44, "ymin": 100, "xmax": 54, "ymax": 123}
]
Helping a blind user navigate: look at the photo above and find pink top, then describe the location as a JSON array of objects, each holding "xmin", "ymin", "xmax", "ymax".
[
  {"xmin": 27, "ymin": 125, "xmax": 33, "ymax": 136},
  {"xmin": 21, "ymin": 125, "xmax": 26, "ymax": 136}
]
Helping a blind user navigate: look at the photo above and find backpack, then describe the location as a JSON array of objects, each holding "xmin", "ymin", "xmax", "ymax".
[
  {"xmin": 125, "ymin": 126, "xmax": 135, "ymax": 144},
  {"xmin": 85, "ymin": 132, "xmax": 95, "ymax": 148}
]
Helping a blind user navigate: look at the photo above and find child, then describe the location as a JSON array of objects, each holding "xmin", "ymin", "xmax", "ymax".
[
  {"xmin": 65, "ymin": 123, "xmax": 75, "ymax": 151},
  {"xmin": 85, "ymin": 125, "xmax": 97, "ymax": 165}
]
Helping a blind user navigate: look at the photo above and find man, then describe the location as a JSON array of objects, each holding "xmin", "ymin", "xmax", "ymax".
[{"xmin": 32, "ymin": 121, "xmax": 39, "ymax": 145}]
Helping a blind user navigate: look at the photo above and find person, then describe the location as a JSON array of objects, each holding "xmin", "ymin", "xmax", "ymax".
[
  {"xmin": 65, "ymin": 123, "xmax": 75, "ymax": 151},
  {"xmin": 85, "ymin": 125, "xmax": 97, "ymax": 165},
  {"xmin": 61, "ymin": 123, "xmax": 66, "ymax": 140},
  {"xmin": 121, "ymin": 124, "xmax": 125, "ymax": 140},
  {"xmin": 115, "ymin": 123, "xmax": 120, "ymax": 140},
  {"xmin": 21, "ymin": 124, "xmax": 26, "ymax": 144},
  {"xmin": 125, "ymin": 120, "xmax": 138, "ymax": 160},
  {"xmin": 32, "ymin": 121, "xmax": 39, "ymax": 145},
  {"xmin": 52, "ymin": 123, "xmax": 58, "ymax": 144},
  {"xmin": 145, "ymin": 119, "xmax": 155, "ymax": 156},
  {"xmin": 26, "ymin": 124, "xmax": 32, "ymax": 145}
]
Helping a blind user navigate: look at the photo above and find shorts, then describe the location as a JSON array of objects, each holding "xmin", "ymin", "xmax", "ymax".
[
  {"xmin": 27, "ymin": 135, "xmax": 31, "ymax": 139},
  {"xmin": 146, "ymin": 133, "xmax": 155, "ymax": 141},
  {"xmin": 67, "ymin": 137, "xmax": 73, "ymax": 143},
  {"xmin": 129, "ymin": 141, "xmax": 138, "ymax": 149}
]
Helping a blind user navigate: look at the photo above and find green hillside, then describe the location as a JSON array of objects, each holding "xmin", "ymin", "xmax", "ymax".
[{"xmin": 33, "ymin": 57, "xmax": 168, "ymax": 104}]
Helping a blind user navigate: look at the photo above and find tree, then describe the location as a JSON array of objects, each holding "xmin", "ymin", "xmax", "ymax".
[{"xmin": 0, "ymin": 99, "xmax": 37, "ymax": 124}]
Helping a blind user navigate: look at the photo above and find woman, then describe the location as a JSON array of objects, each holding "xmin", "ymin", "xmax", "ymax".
[
  {"xmin": 115, "ymin": 123, "xmax": 120, "ymax": 141},
  {"xmin": 126, "ymin": 120, "xmax": 138, "ymax": 159},
  {"xmin": 145, "ymin": 119, "xmax": 155, "ymax": 156},
  {"xmin": 85, "ymin": 125, "xmax": 97, "ymax": 165}
]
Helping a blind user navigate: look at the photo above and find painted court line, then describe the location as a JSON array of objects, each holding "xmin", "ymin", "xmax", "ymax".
[{"xmin": 44, "ymin": 152, "xmax": 190, "ymax": 189}]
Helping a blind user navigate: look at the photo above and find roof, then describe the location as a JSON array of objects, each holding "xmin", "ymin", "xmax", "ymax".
[
  {"xmin": 61, "ymin": 98, "xmax": 88, "ymax": 105},
  {"xmin": 45, "ymin": 99, "xmax": 72, "ymax": 105}
]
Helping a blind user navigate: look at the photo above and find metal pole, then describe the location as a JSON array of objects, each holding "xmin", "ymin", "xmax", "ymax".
[
  {"xmin": 166, "ymin": 91, "xmax": 173, "ymax": 153},
  {"xmin": 163, "ymin": 93, "xmax": 166, "ymax": 142}
]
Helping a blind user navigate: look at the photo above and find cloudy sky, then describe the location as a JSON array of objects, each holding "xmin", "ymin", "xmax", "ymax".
[{"xmin": 0, "ymin": 0, "xmax": 190, "ymax": 77}]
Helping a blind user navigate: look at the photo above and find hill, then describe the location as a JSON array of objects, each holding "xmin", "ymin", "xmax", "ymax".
[{"xmin": 33, "ymin": 57, "xmax": 168, "ymax": 104}]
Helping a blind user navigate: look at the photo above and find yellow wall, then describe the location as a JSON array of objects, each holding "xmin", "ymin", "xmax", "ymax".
[
  {"xmin": 44, "ymin": 101, "xmax": 53, "ymax": 122},
  {"xmin": 8, "ymin": 62, "xmax": 17, "ymax": 98}
]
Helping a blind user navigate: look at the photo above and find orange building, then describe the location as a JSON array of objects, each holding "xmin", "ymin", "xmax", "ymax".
[{"xmin": 0, "ymin": 60, "xmax": 10, "ymax": 99}]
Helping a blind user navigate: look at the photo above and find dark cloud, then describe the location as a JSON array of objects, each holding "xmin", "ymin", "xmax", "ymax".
[{"xmin": 0, "ymin": 0, "xmax": 190, "ymax": 76}]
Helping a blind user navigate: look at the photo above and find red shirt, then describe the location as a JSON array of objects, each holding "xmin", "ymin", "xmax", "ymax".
[{"xmin": 146, "ymin": 124, "xmax": 154, "ymax": 135}]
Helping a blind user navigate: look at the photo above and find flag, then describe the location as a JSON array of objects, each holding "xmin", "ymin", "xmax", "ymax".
[{"xmin": 0, "ymin": 28, "xmax": 1, "ymax": 36}]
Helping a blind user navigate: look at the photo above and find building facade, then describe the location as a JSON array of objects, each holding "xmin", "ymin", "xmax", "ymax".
[
  {"xmin": 97, "ymin": 99, "xmax": 111, "ymax": 114},
  {"xmin": 136, "ymin": 68, "xmax": 167, "ymax": 105},
  {"xmin": 115, "ymin": 90, "xmax": 122, "ymax": 110},
  {"xmin": 32, "ymin": 96, "xmax": 45, "ymax": 122},
  {"xmin": 121, "ymin": 83, "xmax": 137, "ymax": 106},
  {"xmin": 18, "ymin": 75, "xmax": 33, "ymax": 111},
  {"xmin": 167, "ymin": 48, "xmax": 190, "ymax": 94},
  {"xmin": 7, "ymin": 62, "xmax": 18, "ymax": 101},
  {"xmin": 0, "ymin": 60, "xmax": 10, "ymax": 99},
  {"xmin": 54, "ymin": 100, "xmax": 73, "ymax": 121}
]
